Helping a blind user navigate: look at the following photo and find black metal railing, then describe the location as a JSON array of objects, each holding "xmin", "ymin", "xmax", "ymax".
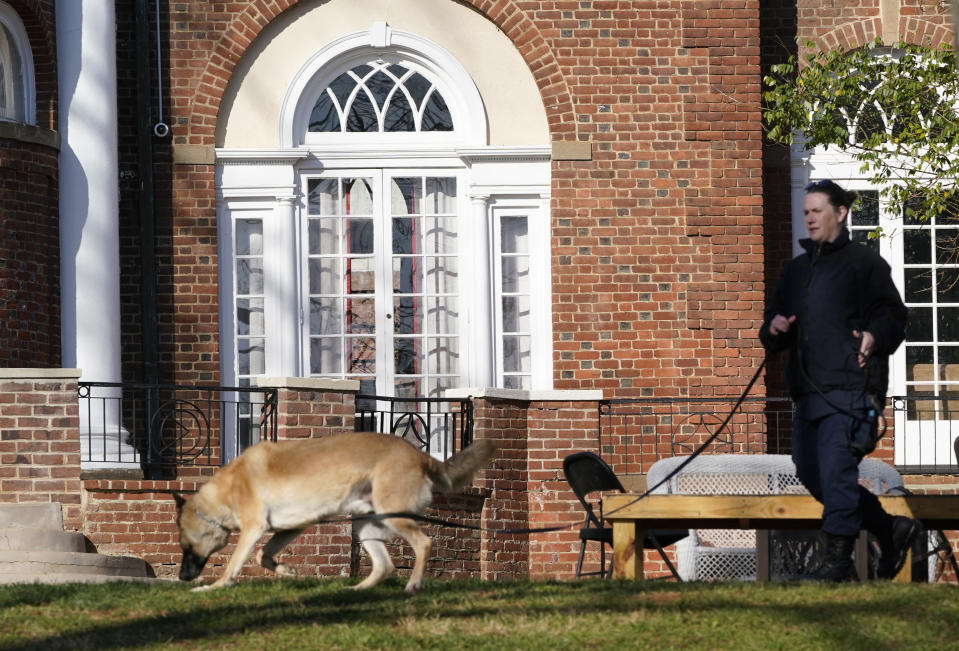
[
  {"xmin": 598, "ymin": 394, "xmax": 959, "ymax": 476},
  {"xmin": 354, "ymin": 394, "xmax": 473, "ymax": 460},
  {"xmin": 77, "ymin": 382, "xmax": 277, "ymax": 476}
]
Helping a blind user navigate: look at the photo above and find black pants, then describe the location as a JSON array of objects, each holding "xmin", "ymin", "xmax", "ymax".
[{"xmin": 791, "ymin": 395, "xmax": 893, "ymax": 538}]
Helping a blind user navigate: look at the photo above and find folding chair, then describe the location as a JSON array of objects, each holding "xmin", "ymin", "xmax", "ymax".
[{"xmin": 562, "ymin": 451, "xmax": 686, "ymax": 579}]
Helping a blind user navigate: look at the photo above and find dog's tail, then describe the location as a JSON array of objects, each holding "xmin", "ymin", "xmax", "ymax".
[{"xmin": 430, "ymin": 438, "xmax": 495, "ymax": 492}]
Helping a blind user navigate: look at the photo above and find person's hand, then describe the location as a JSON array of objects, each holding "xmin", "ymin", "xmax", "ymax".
[
  {"xmin": 769, "ymin": 314, "xmax": 796, "ymax": 336},
  {"xmin": 853, "ymin": 330, "xmax": 875, "ymax": 367}
]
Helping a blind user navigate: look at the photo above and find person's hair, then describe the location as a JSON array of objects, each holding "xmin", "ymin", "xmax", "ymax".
[{"xmin": 804, "ymin": 179, "xmax": 857, "ymax": 211}]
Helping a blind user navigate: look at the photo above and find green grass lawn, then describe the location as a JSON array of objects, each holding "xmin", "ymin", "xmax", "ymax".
[{"xmin": 1, "ymin": 577, "xmax": 956, "ymax": 650}]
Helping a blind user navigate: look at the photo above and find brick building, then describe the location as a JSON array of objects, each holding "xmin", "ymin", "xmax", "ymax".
[{"xmin": 1, "ymin": 0, "xmax": 957, "ymax": 582}]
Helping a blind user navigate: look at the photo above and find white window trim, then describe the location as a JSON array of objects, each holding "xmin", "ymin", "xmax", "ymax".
[
  {"xmin": 279, "ymin": 25, "xmax": 486, "ymax": 148},
  {"xmin": 0, "ymin": 2, "xmax": 35, "ymax": 124}
]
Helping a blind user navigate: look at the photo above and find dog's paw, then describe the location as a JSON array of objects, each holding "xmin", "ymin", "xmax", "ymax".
[
  {"xmin": 275, "ymin": 563, "xmax": 296, "ymax": 578},
  {"xmin": 403, "ymin": 580, "xmax": 423, "ymax": 595},
  {"xmin": 190, "ymin": 584, "xmax": 213, "ymax": 593}
]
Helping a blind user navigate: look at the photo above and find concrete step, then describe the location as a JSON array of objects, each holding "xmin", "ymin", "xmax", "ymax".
[
  {"xmin": 0, "ymin": 528, "xmax": 89, "ymax": 552},
  {"xmin": 0, "ymin": 551, "xmax": 154, "ymax": 578},
  {"xmin": 0, "ymin": 503, "xmax": 63, "ymax": 530}
]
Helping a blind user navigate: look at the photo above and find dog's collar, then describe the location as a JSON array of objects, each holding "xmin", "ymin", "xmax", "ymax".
[{"xmin": 195, "ymin": 509, "xmax": 230, "ymax": 532}]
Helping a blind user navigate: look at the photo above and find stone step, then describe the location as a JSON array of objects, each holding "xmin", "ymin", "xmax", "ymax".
[
  {"xmin": 0, "ymin": 573, "xmax": 168, "ymax": 585},
  {"xmin": 0, "ymin": 503, "xmax": 63, "ymax": 530},
  {"xmin": 0, "ymin": 528, "xmax": 89, "ymax": 553},
  {"xmin": 0, "ymin": 551, "xmax": 153, "ymax": 578}
]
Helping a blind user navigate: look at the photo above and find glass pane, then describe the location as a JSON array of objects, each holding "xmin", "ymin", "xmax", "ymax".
[
  {"xmin": 904, "ymin": 268, "xmax": 933, "ymax": 303},
  {"xmin": 903, "ymin": 229, "xmax": 931, "ymax": 264},
  {"xmin": 502, "ymin": 335, "xmax": 532, "ymax": 373},
  {"xmin": 348, "ymin": 336, "xmax": 376, "ymax": 374},
  {"xmin": 392, "ymin": 257, "xmax": 421, "ymax": 294},
  {"xmin": 421, "ymin": 91, "xmax": 453, "ymax": 131},
  {"xmin": 308, "ymin": 179, "xmax": 339, "ymax": 215},
  {"xmin": 393, "ymin": 217, "xmax": 418, "ymax": 254},
  {"xmin": 501, "ymin": 217, "xmax": 529, "ymax": 254},
  {"xmin": 907, "ymin": 384, "xmax": 937, "ymax": 421},
  {"xmin": 236, "ymin": 259, "xmax": 263, "ymax": 295},
  {"xmin": 237, "ymin": 298, "xmax": 264, "ymax": 336},
  {"xmin": 392, "ymin": 178, "xmax": 420, "ymax": 214},
  {"xmin": 309, "ymin": 218, "xmax": 339, "ymax": 255},
  {"xmin": 347, "ymin": 258, "xmax": 375, "ymax": 294},
  {"xmin": 344, "ymin": 180, "xmax": 373, "ymax": 216},
  {"xmin": 426, "ymin": 297, "xmax": 458, "ymax": 335},
  {"xmin": 850, "ymin": 229, "xmax": 878, "ymax": 253},
  {"xmin": 425, "ymin": 217, "xmax": 457, "ymax": 254},
  {"xmin": 394, "ymin": 337, "xmax": 419, "ymax": 375},
  {"xmin": 424, "ymin": 257, "xmax": 458, "ymax": 294},
  {"xmin": 394, "ymin": 378, "xmax": 421, "ymax": 399},
  {"xmin": 236, "ymin": 220, "xmax": 262, "ymax": 255},
  {"xmin": 425, "ymin": 178, "xmax": 456, "ymax": 214},
  {"xmin": 936, "ymin": 268, "xmax": 959, "ymax": 303},
  {"xmin": 346, "ymin": 218, "xmax": 373, "ymax": 254},
  {"xmin": 502, "ymin": 295, "xmax": 531, "ymax": 332},
  {"xmin": 906, "ymin": 306, "xmax": 932, "ymax": 341},
  {"xmin": 504, "ymin": 375, "xmax": 529, "ymax": 390},
  {"xmin": 310, "ymin": 337, "xmax": 342, "ymax": 375},
  {"xmin": 393, "ymin": 296, "xmax": 422, "ymax": 335},
  {"xmin": 906, "ymin": 346, "xmax": 934, "ymax": 381},
  {"xmin": 310, "ymin": 298, "xmax": 341, "ymax": 335},
  {"xmin": 309, "ymin": 258, "xmax": 340, "ymax": 295},
  {"xmin": 329, "ymin": 71, "xmax": 356, "ymax": 106},
  {"xmin": 366, "ymin": 70, "xmax": 395, "ymax": 108},
  {"xmin": 309, "ymin": 89, "xmax": 341, "ymax": 132},
  {"xmin": 850, "ymin": 193, "xmax": 878, "ymax": 226},
  {"xmin": 426, "ymin": 337, "xmax": 459, "ymax": 374},
  {"xmin": 502, "ymin": 255, "xmax": 530, "ymax": 293},
  {"xmin": 384, "ymin": 90, "xmax": 415, "ymax": 131},
  {"xmin": 238, "ymin": 338, "xmax": 265, "ymax": 375},
  {"xmin": 405, "ymin": 72, "xmax": 431, "ymax": 107},
  {"xmin": 346, "ymin": 88, "xmax": 378, "ymax": 132},
  {"xmin": 938, "ymin": 307, "xmax": 959, "ymax": 342},
  {"xmin": 936, "ymin": 229, "xmax": 959, "ymax": 265},
  {"xmin": 347, "ymin": 298, "xmax": 375, "ymax": 334}
]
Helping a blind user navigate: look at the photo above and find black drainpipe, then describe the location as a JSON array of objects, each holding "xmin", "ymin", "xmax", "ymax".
[{"xmin": 135, "ymin": 0, "xmax": 158, "ymax": 386}]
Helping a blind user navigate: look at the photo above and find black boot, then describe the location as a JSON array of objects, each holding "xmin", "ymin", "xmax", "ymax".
[
  {"xmin": 876, "ymin": 516, "xmax": 921, "ymax": 579},
  {"xmin": 805, "ymin": 533, "xmax": 858, "ymax": 583}
]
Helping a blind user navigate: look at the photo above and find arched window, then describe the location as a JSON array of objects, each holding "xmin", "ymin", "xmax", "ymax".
[
  {"xmin": 309, "ymin": 62, "xmax": 453, "ymax": 133},
  {"xmin": 0, "ymin": 3, "xmax": 34, "ymax": 124}
]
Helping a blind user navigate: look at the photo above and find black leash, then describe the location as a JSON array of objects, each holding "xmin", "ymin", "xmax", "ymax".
[
  {"xmin": 325, "ymin": 358, "xmax": 768, "ymax": 535},
  {"xmin": 602, "ymin": 357, "xmax": 768, "ymax": 519}
]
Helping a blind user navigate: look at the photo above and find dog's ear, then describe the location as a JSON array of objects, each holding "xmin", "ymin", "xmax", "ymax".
[{"xmin": 173, "ymin": 492, "xmax": 187, "ymax": 510}]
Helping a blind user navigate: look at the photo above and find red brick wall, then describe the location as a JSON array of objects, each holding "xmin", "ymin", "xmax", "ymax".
[
  {"xmin": 0, "ymin": 371, "xmax": 82, "ymax": 530},
  {"xmin": 0, "ymin": 1, "xmax": 59, "ymax": 368}
]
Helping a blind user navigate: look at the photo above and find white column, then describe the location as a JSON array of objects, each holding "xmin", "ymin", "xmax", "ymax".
[
  {"xmin": 268, "ymin": 194, "xmax": 300, "ymax": 376},
  {"xmin": 57, "ymin": 2, "xmax": 134, "ymax": 466},
  {"xmin": 468, "ymin": 193, "xmax": 495, "ymax": 387}
]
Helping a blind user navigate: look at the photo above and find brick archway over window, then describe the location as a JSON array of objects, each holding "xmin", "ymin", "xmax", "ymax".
[
  {"xmin": 813, "ymin": 16, "xmax": 953, "ymax": 53},
  {"xmin": 182, "ymin": 0, "xmax": 576, "ymax": 146}
]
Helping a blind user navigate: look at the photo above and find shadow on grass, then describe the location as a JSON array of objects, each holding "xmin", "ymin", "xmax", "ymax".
[{"xmin": 2, "ymin": 578, "xmax": 957, "ymax": 650}]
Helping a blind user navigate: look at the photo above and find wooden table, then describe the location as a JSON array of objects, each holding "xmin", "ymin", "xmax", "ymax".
[{"xmin": 603, "ymin": 494, "xmax": 959, "ymax": 582}]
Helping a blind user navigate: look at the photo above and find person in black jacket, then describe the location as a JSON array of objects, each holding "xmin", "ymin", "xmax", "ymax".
[{"xmin": 759, "ymin": 179, "xmax": 919, "ymax": 582}]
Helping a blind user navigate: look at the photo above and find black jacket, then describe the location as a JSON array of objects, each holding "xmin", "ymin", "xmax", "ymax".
[{"xmin": 759, "ymin": 227, "xmax": 907, "ymax": 401}]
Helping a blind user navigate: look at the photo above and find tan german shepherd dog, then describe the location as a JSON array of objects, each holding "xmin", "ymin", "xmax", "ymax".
[{"xmin": 173, "ymin": 432, "xmax": 495, "ymax": 593}]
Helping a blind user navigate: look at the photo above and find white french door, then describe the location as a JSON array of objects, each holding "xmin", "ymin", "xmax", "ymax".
[{"xmin": 302, "ymin": 170, "xmax": 462, "ymax": 398}]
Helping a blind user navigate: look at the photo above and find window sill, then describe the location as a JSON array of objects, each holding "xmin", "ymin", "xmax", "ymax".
[{"xmin": 0, "ymin": 121, "xmax": 60, "ymax": 149}]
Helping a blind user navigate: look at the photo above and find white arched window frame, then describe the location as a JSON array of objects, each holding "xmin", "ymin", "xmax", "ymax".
[
  {"xmin": 0, "ymin": 2, "xmax": 35, "ymax": 124},
  {"xmin": 218, "ymin": 25, "xmax": 553, "ymax": 449}
]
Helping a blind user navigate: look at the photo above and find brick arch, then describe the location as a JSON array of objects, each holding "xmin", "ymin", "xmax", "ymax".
[
  {"xmin": 4, "ymin": 0, "xmax": 56, "ymax": 129},
  {"xmin": 813, "ymin": 18, "xmax": 882, "ymax": 52},
  {"xmin": 899, "ymin": 16, "xmax": 954, "ymax": 49},
  {"xmin": 186, "ymin": 0, "xmax": 577, "ymax": 145}
]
